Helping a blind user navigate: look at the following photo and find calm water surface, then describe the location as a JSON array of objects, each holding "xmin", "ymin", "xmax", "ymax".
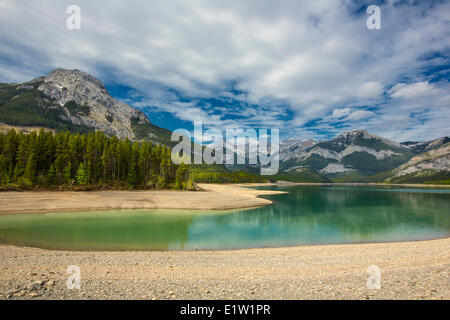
[{"xmin": 0, "ymin": 185, "xmax": 449, "ymax": 250}]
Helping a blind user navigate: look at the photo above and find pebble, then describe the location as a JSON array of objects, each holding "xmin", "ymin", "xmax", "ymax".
[
  {"xmin": 15, "ymin": 291, "xmax": 26, "ymax": 297},
  {"xmin": 46, "ymin": 280, "xmax": 55, "ymax": 286},
  {"xmin": 28, "ymin": 282, "xmax": 42, "ymax": 291}
]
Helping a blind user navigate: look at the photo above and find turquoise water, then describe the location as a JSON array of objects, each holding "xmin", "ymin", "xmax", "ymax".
[{"xmin": 0, "ymin": 185, "xmax": 449, "ymax": 250}]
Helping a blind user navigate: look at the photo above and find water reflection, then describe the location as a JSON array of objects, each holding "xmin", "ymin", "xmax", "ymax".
[
  {"xmin": 187, "ymin": 186, "xmax": 450, "ymax": 248},
  {"xmin": 0, "ymin": 186, "xmax": 449, "ymax": 250}
]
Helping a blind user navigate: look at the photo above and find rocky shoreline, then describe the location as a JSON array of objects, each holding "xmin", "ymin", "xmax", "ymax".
[{"xmin": 1, "ymin": 237, "xmax": 448, "ymax": 300}]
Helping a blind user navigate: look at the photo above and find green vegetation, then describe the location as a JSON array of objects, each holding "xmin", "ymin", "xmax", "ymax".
[
  {"xmin": 341, "ymin": 152, "xmax": 412, "ymax": 176},
  {"xmin": 266, "ymin": 167, "xmax": 331, "ymax": 183},
  {"xmin": 329, "ymin": 170, "xmax": 393, "ymax": 183},
  {"xmin": 130, "ymin": 117, "xmax": 174, "ymax": 146},
  {"xmin": 64, "ymin": 100, "xmax": 90, "ymax": 116},
  {"xmin": 423, "ymin": 180, "xmax": 450, "ymax": 185},
  {"xmin": 353, "ymin": 137, "xmax": 403, "ymax": 152},
  {"xmin": 0, "ymin": 129, "xmax": 193, "ymax": 191},
  {"xmin": 190, "ymin": 163, "xmax": 267, "ymax": 183},
  {"xmin": 330, "ymin": 169, "xmax": 450, "ymax": 185},
  {"xmin": 0, "ymin": 83, "xmax": 91, "ymax": 133},
  {"xmin": 386, "ymin": 170, "xmax": 450, "ymax": 184}
]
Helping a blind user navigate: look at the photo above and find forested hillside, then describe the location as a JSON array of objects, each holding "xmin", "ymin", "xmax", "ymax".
[{"xmin": 0, "ymin": 129, "xmax": 194, "ymax": 190}]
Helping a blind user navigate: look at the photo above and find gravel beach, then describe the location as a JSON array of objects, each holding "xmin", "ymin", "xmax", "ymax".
[{"xmin": 1, "ymin": 238, "xmax": 448, "ymax": 300}]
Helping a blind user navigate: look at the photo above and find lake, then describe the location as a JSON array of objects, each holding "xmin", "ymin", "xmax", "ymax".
[{"xmin": 0, "ymin": 185, "xmax": 449, "ymax": 251}]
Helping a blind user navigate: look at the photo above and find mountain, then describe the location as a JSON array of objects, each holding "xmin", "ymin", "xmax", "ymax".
[
  {"xmin": 280, "ymin": 130, "xmax": 416, "ymax": 177},
  {"xmin": 0, "ymin": 69, "xmax": 172, "ymax": 144},
  {"xmin": 2, "ymin": 70, "xmax": 448, "ymax": 184},
  {"xmin": 401, "ymin": 137, "xmax": 450, "ymax": 154},
  {"xmin": 386, "ymin": 142, "xmax": 450, "ymax": 184},
  {"xmin": 266, "ymin": 166, "xmax": 331, "ymax": 183},
  {"xmin": 0, "ymin": 69, "xmax": 265, "ymax": 183},
  {"xmin": 280, "ymin": 138, "xmax": 316, "ymax": 154},
  {"xmin": 224, "ymin": 130, "xmax": 449, "ymax": 183}
]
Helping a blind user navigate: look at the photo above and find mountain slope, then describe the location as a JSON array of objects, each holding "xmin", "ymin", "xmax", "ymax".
[
  {"xmin": 386, "ymin": 142, "xmax": 450, "ymax": 184},
  {"xmin": 0, "ymin": 69, "xmax": 172, "ymax": 145},
  {"xmin": 280, "ymin": 130, "xmax": 415, "ymax": 177},
  {"xmin": 401, "ymin": 137, "xmax": 450, "ymax": 154},
  {"xmin": 267, "ymin": 166, "xmax": 331, "ymax": 183}
]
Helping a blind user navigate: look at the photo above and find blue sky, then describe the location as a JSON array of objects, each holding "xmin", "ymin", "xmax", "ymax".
[{"xmin": 0, "ymin": 0, "xmax": 449, "ymax": 142}]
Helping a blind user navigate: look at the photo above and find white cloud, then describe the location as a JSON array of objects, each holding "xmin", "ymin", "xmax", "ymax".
[
  {"xmin": 389, "ymin": 82, "xmax": 440, "ymax": 100},
  {"xmin": 345, "ymin": 110, "xmax": 375, "ymax": 121},
  {"xmin": 0, "ymin": 0, "xmax": 449, "ymax": 141},
  {"xmin": 331, "ymin": 108, "xmax": 351, "ymax": 119},
  {"xmin": 357, "ymin": 82, "xmax": 383, "ymax": 99}
]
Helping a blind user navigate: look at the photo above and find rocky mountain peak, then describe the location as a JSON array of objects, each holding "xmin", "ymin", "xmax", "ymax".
[
  {"xmin": 333, "ymin": 129, "xmax": 405, "ymax": 149},
  {"xmin": 336, "ymin": 129, "xmax": 377, "ymax": 142},
  {"xmin": 281, "ymin": 138, "xmax": 316, "ymax": 150},
  {"xmin": 39, "ymin": 68, "xmax": 112, "ymax": 108},
  {"xmin": 45, "ymin": 68, "xmax": 107, "ymax": 91},
  {"xmin": 33, "ymin": 69, "xmax": 151, "ymax": 140},
  {"xmin": 401, "ymin": 136, "xmax": 450, "ymax": 154}
]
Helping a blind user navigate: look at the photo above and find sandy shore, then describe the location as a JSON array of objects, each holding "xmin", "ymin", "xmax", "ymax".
[
  {"xmin": 0, "ymin": 238, "xmax": 448, "ymax": 300},
  {"xmin": 0, "ymin": 184, "xmax": 284, "ymax": 215}
]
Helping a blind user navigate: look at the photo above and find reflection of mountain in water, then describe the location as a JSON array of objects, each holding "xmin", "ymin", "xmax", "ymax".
[
  {"xmin": 207, "ymin": 186, "xmax": 450, "ymax": 239},
  {"xmin": 0, "ymin": 186, "xmax": 449, "ymax": 250}
]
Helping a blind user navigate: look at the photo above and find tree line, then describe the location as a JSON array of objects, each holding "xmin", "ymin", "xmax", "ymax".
[{"xmin": 0, "ymin": 129, "xmax": 194, "ymax": 190}]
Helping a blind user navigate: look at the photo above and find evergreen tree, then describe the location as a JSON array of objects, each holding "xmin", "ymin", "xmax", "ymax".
[
  {"xmin": 175, "ymin": 163, "xmax": 189, "ymax": 190},
  {"xmin": 0, "ymin": 154, "xmax": 9, "ymax": 185},
  {"xmin": 76, "ymin": 163, "xmax": 89, "ymax": 189},
  {"xmin": 63, "ymin": 162, "xmax": 72, "ymax": 185},
  {"xmin": 54, "ymin": 154, "xmax": 64, "ymax": 185},
  {"xmin": 0, "ymin": 129, "xmax": 188, "ymax": 190},
  {"xmin": 24, "ymin": 153, "xmax": 36, "ymax": 183},
  {"xmin": 47, "ymin": 164, "xmax": 56, "ymax": 186},
  {"xmin": 127, "ymin": 163, "xmax": 138, "ymax": 188}
]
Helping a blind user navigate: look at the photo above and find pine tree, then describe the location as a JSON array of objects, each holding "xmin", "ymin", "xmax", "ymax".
[
  {"xmin": 54, "ymin": 154, "xmax": 64, "ymax": 185},
  {"xmin": 24, "ymin": 153, "xmax": 36, "ymax": 183},
  {"xmin": 0, "ymin": 154, "xmax": 8, "ymax": 186},
  {"xmin": 63, "ymin": 162, "xmax": 72, "ymax": 185},
  {"xmin": 0, "ymin": 129, "xmax": 189, "ymax": 190},
  {"xmin": 127, "ymin": 163, "xmax": 138, "ymax": 188},
  {"xmin": 175, "ymin": 163, "xmax": 189, "ymax": 190},
  {"xmin": 14, "ymin": 136, "xmax": 28, "ymax": 181},
  {"xmin": 76, "ymin": 163, "xmax": 89, "ymax": 189},
  {"xmin": 185, "ymin": 175, "xmax": 196, "ymax": 191},
  {"xmin": 47, "ymin": 164, "xmax": 56, "ymax": 186}
]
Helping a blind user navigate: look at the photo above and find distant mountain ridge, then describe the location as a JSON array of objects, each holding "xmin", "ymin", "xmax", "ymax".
[
  {"xmin": 0, "ymin": 69, "xmax": 172, "ymax": 144},
  {"xmin": 401, "ymin": 137, "xmax": 450, "ymax": 154},
  {"xmin": 387, "ymin": 142, "xmax": 450, "ymax": 184},
  {"xmin": 280, "ymin": 130, "xmax": 416, "ymax": 177}
]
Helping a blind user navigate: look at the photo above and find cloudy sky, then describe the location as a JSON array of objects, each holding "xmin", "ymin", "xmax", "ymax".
[{"xmin": 0, "ymin": 0, "xmax": 449, "ymax": 142}]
